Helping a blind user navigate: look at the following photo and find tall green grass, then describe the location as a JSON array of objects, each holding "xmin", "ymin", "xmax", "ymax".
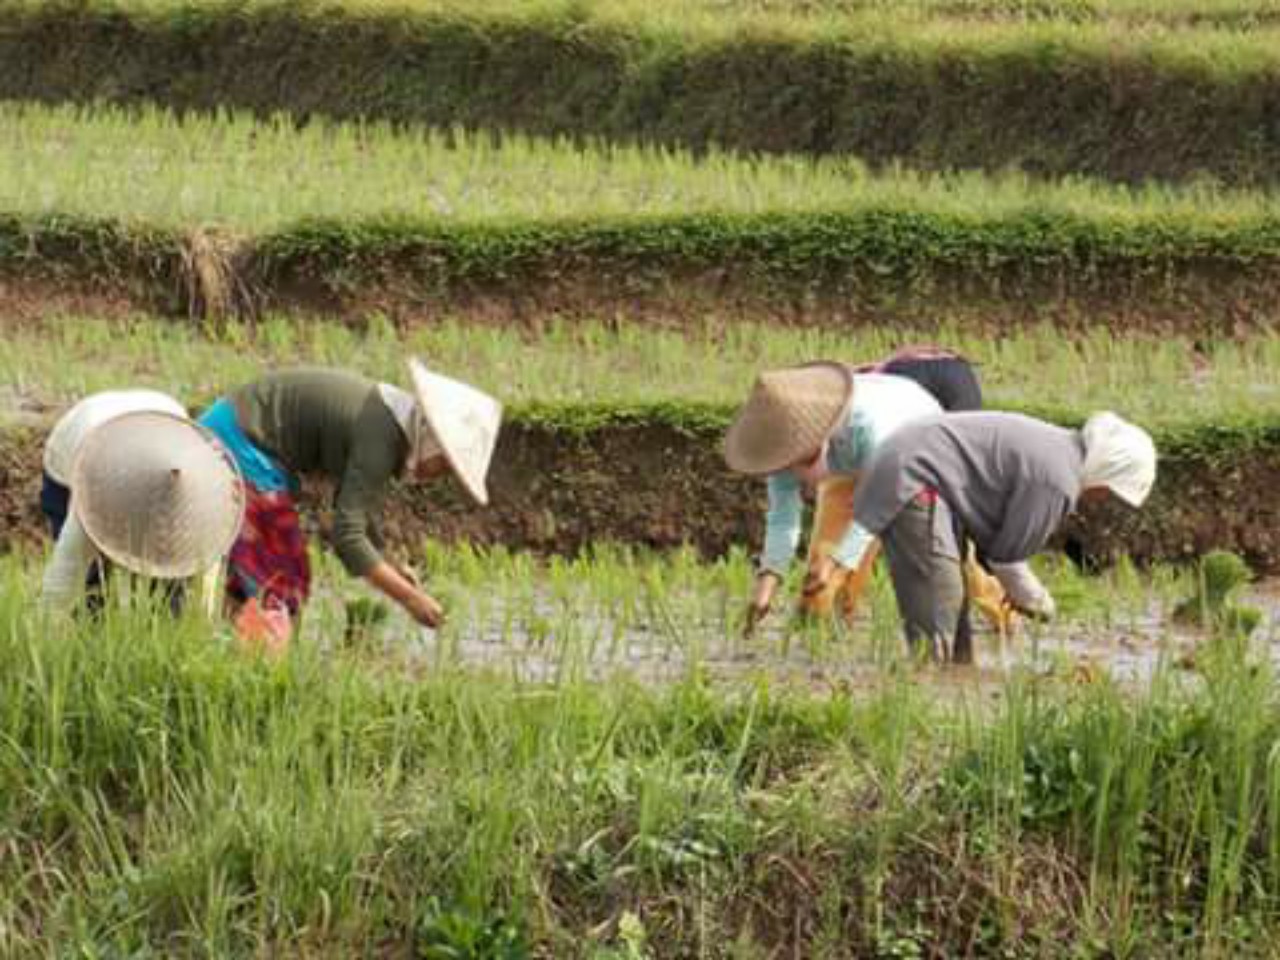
[
  {"xmin": 10, "ymin": 0, "xmax": 1280, "ymax": 38},
  {"xmin": 2, "ymin": 554, "xmax": 1280, "ymax": 954},
  {"xmin": 668, "ymin": 0, "xmax": 1280, "ymax": 28}
]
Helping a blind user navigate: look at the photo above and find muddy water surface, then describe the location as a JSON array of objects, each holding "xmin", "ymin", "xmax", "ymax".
[{"xmin": 300, "ymin": 574, "xmax": 1280, "ymax": 691}]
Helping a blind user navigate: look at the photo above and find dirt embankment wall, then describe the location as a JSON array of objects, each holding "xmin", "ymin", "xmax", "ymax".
[
  {"xmin": 4, "ymin": 411, "xmax": 1278, "ymax": 572},
  {"xmin": 6, "ymin": 213, "xmax": 1280, "ymax": 335}
]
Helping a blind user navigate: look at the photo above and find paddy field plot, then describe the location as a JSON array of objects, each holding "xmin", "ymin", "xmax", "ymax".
[
  {"xmin": 3, "ymin": 315, "xmax": 1276, "ymax": 429},
  {"xmin": 8, "ymin": 103, "xmax": 1279, "ymax": 229}
]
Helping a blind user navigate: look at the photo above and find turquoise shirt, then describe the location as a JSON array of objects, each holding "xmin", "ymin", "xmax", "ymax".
[{"xmin": 761, "ymin": 374, "xmax": 942, "ymax": 575}]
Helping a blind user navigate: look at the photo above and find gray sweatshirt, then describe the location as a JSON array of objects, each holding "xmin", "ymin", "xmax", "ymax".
[{"xmin": 851, "ymin": 412, "xmax": 1085, "ymax": 564}]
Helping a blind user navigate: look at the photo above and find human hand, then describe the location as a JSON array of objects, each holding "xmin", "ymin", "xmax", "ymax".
[
  {"xmin": 745, "ymin": 572, "xmax": 780, "ymax": 636},
  {"xmin": 801, "ymin": 556, "xmax": 838, "ymax": 598},
  {"xmin": 405, "ymin": 590, "xmax": 446, "ymax": 629},
  {"xmin": 1003, "ymin": 594, "xmax": 1054, "ymax": 622}
]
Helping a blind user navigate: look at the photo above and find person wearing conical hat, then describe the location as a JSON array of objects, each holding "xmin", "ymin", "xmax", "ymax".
[
  {"xmin": 41, "ymin": 401, "xmax": 244, "ymax": 615},
  {"xmin": 848, "ymin": 411, "xmax": 1156, "ymax": 661},
  {"xmin": 197, "ymin": 362, "xmax": 501, "ymax": 639},
  {"xmin": 725, "ymin": 362, "xmax": 946, "ymax": 632}
]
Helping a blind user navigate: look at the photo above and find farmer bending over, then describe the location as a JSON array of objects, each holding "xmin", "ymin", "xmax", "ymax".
[
  {"xmin": 850, "ymin": 411, "xmax": 1156, "ymax": 662},
  {"xmin": 198, "ymin": 362, "xmax": 501, "ymax": 644},
  {"xmin": 41, "ymin": 405, "xmax": 243, "ymax": 615},
  {"xmin": 723, "ymin": 360, "xmax": 1024, "ymax": 636}
]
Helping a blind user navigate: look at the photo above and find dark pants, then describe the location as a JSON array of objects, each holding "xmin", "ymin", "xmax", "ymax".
[
  {"xmin": 40, "ymin": 471, "xmax": 185, "ymax": 616},
  {"xmin": 880, "ymin": 356, "xmax": 983, "ymax": 413},
  {"xmin": 879, "ymin": 495, "xmax": 974, "ymax": 663}
]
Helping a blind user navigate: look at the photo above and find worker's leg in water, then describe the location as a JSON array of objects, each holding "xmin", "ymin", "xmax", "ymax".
[
  {"xmin": 879, "ymin": 494, "xmax": 968, "ymax": 662},
  {"xmin": 802, "ymin": 474, "xmax": 878, "ymax": 619},
  {"xmin": 151, "ymin": 579, "xmax": 187, "ymax": 617}
]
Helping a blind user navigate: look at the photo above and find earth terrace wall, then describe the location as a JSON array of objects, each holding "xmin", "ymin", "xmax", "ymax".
[
  {"xmin": 4, "ymin": 3, "xmax": 1280, "ymax": 186},
  {"xmin": 4, "ymin": 404, "xmax": 1279, "ymax": 572},
  {"xmin": 6, "ymin": 211, "xmax": 1280, "ymax": 332}
]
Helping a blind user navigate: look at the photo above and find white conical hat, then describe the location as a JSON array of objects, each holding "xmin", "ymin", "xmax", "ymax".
[
  {"xmin": 407, "ymin": 359, "xmax": 503, "ymax": 505},
  {"xmin": 71, "ymin": 411, "xmax": 245, "ymax": 579}
]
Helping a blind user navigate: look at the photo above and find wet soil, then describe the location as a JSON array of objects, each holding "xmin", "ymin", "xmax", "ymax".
[
  {"xmin": 305, "ymin": 574, "xmax": 1280, "ymax": 693},
  {"xmin": 4, "ymin": 400, "xmax": 1280, "ymax": 574}
]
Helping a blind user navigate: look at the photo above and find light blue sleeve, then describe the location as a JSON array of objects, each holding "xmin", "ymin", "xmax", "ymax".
[
  {"xmin": 760, "ymin": 472, "xmax": 803, "ymax": 575},
  {"xmin": 829, "ymin": 406, "xmax": 881, "ymax": 568},
  {"xmin": 831, "ymin": 521, "xmax": 876, "ymax": 570}
]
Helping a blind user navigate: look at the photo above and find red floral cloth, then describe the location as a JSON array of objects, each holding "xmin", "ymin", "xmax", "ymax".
[{"xmin": 226, "ymin": 486, "xmax": 311, "ymax": 616}]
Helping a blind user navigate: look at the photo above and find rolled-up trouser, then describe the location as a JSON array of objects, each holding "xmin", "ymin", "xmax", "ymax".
[{"xmin": 879, "ymin": 492, "xmax": 973, "ymax": 662}]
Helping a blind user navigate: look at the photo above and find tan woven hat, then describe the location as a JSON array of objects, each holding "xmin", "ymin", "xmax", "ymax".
[
  {"xmin": 71, "ymin": 411, "xmax": 245, "ymax": 579},
  {"xmin": 408, "ymin": 359, "xmax": 503, "ymax": 505},
  {"xmin": 723, "ymin": 361, "xmax": 854, "ymax": 475}
]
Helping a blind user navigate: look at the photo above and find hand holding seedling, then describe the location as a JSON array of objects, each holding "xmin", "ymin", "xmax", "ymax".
[
  {"xmin": 802, "ymin": 556, "xmax": 838, "ymax": 599},
  {"xmin": 367, "ymin": 561, "xmax": 446, "ymax": 629},
  {"xmin": 745, "ymin": 572, "xmax": 780, "ymax": 636},
  {"xmin": 405, "ymin": 591, "xmax": 446, "ymax": 629}
]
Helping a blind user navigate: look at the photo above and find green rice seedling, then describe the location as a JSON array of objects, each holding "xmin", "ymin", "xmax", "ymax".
[
  {"xmin": 1171, "ymin": 550, "xmax": 1262, "ymax": 646},
  {"xmin": 343, "ymin": 597, "xmax": 391, "ymax": 650},
  {"xmin": 5, "ymin": 550, "xmax": 1280, "ymax": 951},
  {"xmin": 6, "ymin": 102, "xmax": 1280, "ymax": 230},
  {"xmin": 7, "ymin": 314, "xmax": 1280, "ymax": 433}
]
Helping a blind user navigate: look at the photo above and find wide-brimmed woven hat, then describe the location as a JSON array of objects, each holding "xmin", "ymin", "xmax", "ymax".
[
  {"xmin": 723, "ymin": 361, "xmax": 854, "ymax": 475},
  {"xmin": 408, "ymin": 359, "xmax": 503, "ymax": 505},
  {"xmin": 71, "ymin": 411, "xmax": 245, "ymax": 579}
]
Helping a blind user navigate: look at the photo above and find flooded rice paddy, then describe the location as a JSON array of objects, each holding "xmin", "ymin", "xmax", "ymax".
[{"xmin": 295, "ymin": 549, "xmax": 1280, "ymax": 691}]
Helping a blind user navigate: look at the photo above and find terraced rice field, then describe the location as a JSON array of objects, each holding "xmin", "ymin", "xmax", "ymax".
[{"xmin": 6, "ymin": 0, "xmax": 1280, "ymax": 954}]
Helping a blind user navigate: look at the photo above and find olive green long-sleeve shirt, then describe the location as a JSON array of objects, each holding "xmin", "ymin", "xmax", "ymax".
[{"xmin": 231, "ymin": 368, "xmax": 408, "ymax": 576}]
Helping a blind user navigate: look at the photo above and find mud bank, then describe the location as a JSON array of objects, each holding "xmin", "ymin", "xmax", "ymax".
[{"xmin": 3, "ymin": 411, "xmax": 1279, "ymax": 572}]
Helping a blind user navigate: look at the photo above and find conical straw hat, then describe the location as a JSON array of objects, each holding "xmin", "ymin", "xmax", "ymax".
[
  {"xmin": 723, "ymin": 362, "xmax": 854, "ymax": 475},
  {"xmin": 408, "ymin": 359, "xmax": 503, "ymax": 505},
  {"xmin": 71, "ymin": 411, "xmax": 245, "ymax": 579}
]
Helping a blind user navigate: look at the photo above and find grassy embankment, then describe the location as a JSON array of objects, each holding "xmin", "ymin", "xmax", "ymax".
[
  {"xmin": 6, "ymin": 105, "xmax": 1280, "ymax": 329},
  {"xmin": 2, "ymin": 0, "xmax": 1280, "ymax": 187},
  {"xmin": 1, "ymin": 552, "xmax": 1279, "ymax": 956}
]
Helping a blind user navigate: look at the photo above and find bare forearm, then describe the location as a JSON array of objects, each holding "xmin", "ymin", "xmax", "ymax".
[
  {"xmin": 365, "ymin": 560, "xmax": 445, "ymax": 627},
  {"xmin": 364, "ymin": 561, "xmax": 417, "ymax": 605}
]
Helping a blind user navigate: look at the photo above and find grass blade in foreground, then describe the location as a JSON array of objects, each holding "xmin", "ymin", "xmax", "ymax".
[{"xmin": 2, "ymin": 561, "xmax": 1280, "ymax": 954}]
